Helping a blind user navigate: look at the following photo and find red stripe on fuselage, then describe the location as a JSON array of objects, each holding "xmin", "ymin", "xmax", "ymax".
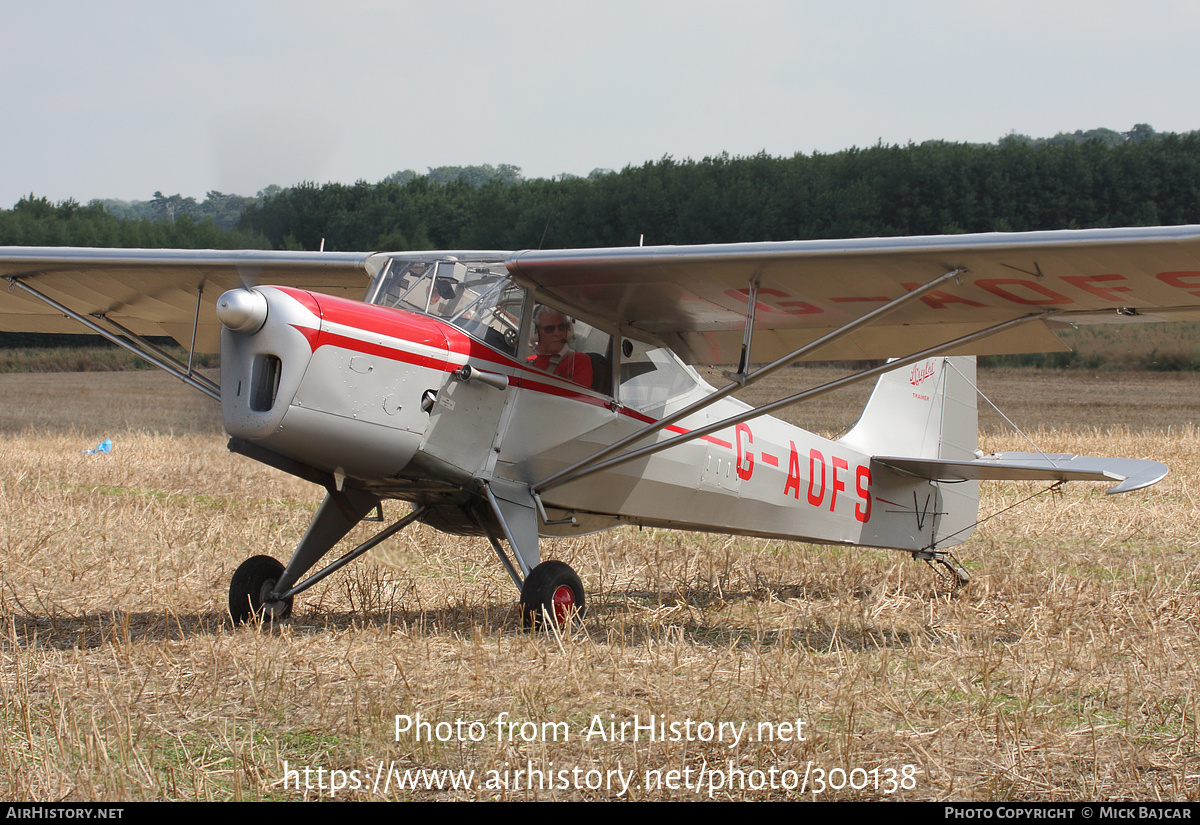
[
  {"xmin": 273, "ymin": 286, "xmax": 752, "ymax": 455},
  {"xmin": 609, "ymin": 393, "xmax": 735, "ymax": 448},
  {"xmin": 312, "ymin": 329, "xmax": 455, "ymax": 373},
  {"xmin": 283, "ymin": 287, "xmax": 451, "ymax": 352},
  {"xmin": 287, "ymin": 286, "xmax": 601, "ymax": 383},
  {"xmin": 290, "ymin": 324, "xmax": 320, "ymax": 351},
  {"xmin": 512, "ymin": 374, "xmax": 612, "ymax": 410},
  {"xmin": 274, "ymin": 286, "xmax": 323, "ymax": 318}
]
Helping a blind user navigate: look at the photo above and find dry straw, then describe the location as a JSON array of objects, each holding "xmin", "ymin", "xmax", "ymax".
[{"xmin": 0, "ymin": 369, "xmax": 1196, "ymax": 800}]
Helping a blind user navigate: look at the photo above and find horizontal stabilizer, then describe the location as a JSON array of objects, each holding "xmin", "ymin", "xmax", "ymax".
[{"xmin": 874, "ymin": 452, "xmax": 1168, "ymax": 495}]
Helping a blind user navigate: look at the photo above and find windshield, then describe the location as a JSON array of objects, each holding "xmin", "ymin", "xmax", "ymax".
[{"xmin": 365, "ymin": 254, "xmax": 524, "ymax": 356}]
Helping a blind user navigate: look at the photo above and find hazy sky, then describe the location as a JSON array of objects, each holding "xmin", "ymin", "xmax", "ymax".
[{"xmin": 4, "ymin": 1, "xmax": 1199, "ymax": 207}]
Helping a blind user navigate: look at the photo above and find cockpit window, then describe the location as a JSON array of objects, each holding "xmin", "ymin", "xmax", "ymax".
[
  {"xmin": 618, "ymin": 338, "xmax": 700, "ymax": 412},
  {"xmin": 364, "ymin": 255, "xmax": 523, "ymax": 355}
]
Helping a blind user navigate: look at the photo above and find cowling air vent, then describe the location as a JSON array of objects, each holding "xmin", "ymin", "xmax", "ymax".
[{"xmin": 250, "ymin": 354, "xmax": 282, "ymax": 412}]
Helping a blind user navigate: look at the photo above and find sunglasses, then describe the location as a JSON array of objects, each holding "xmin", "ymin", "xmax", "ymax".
[{"xmin": 539, "ymin": 322, "xmax": 572, "ymax": 334}]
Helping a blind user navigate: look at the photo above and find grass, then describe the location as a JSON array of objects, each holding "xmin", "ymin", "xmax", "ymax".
[
  {"xmin": 0, "ymin": 369, "xmax": 1197, "ymax": 800},
  {"xmin": 0, "ymin": 346, "xmax": 219, "ymax": 374}
]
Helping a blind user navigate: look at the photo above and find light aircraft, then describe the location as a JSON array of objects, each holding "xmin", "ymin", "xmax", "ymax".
[{"xmin": 1, "ymin": 226, "xmax": 1196, "ymax": 627}]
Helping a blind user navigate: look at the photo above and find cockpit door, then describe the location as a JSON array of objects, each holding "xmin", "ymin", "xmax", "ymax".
[
  {"xmin": 417, "ymin": 281, "xmax": 526, "ymax": 480},
  {"xmin": 419, "ymin": 370, "xmax": 511, "ymax": 479}
]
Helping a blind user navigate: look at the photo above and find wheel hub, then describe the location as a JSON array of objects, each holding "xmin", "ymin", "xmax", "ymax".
[
  {"xmin": 259, "ymin": 579, "xmax": 288, "ymax": 617},
  {"xmin": 551, "ymin": 585, "xmax": 575, "ymax": 624}
]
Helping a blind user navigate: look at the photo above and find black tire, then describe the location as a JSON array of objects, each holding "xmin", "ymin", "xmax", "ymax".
[
  {"xmin": 520, "ymin": 560, "xmax": 585, "ymax": 631},
  {"xmin": 229, "ymin": 555, "xmax": 293, "ymax": 624}
]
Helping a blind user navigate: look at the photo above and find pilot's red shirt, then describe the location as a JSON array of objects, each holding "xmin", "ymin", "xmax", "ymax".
[{"xmin": 527, "ymin": 349, "xmax": 593, "ymax": 388}]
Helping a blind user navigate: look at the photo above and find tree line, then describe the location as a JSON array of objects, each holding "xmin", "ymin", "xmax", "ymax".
[
  {"xmin": 0, "ymin": 196, "xmax": 267, "ymax": 249},
  {"xmin": 5, "ymin": 125, "xmax": 1198, "ymax": 254},
  {"xmin": 238, "ymin": 126, "xmax": 1200, "ymax": 252}
]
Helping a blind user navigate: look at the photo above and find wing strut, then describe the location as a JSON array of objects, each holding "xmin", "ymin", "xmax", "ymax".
[
  {"xmin": 535, "ymin": 309, "xmax": 1056, "ymax": 495},
  {"xmin": 534, "ymin": 267, "xmax": 976, "ymax": 493},
  {"xmin": 188, "ymin": 282, "xmax": 203, "ymax": 377},
  {"xmin": 729, "ymin": 275, "xmax": 762, "ymax": 383},
  {"xmin": 534, "ymin": 268, "xmax": 965, "ymax": 495},
  {"xmin": 4, "ymin": 276, "xmax": 220, "ymax": 401}
]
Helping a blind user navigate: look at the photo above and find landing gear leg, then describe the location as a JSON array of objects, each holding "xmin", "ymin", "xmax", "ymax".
[
  {"xmin": 477, "ymin": 480, "xmax": 586, "ymax": 631},
  {"xmin": 229, "ymin": 486, "xmax": 430, "ymax": 625}
]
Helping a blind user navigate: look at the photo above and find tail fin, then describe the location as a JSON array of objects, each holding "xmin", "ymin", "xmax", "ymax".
[
  {"xmin": 839, "ymin": 356, "xmax": 978, "ymax": 461},
  {"xmin": 839, "ymin": 356, "xmax": 980, "ymax": 547}
]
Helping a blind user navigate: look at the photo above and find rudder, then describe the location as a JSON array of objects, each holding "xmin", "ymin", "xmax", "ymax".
[{"xmin": 838, "ymin": 356, "xmax": 980, "ymax": 547}]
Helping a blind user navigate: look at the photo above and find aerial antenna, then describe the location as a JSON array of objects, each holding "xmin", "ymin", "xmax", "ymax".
[
  {"xmin": 639, "ymin": 234, "xmax": 644, "ymax": 247},
  {"xmin": 537, "ymin": 175, "xmax": 564, "ymax": 249},
  {"xmin": 319, "ymin": 238, "xmax": 326, "ymax": 252}
]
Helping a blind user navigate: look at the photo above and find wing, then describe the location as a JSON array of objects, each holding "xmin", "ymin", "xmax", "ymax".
[
  {"xmin": 0, "ymin": 247, "xmax": 382, "ymax": 352},
  {"xmin": 506, "ymin": 225, "xmax": 1200, "ymax": 364}
]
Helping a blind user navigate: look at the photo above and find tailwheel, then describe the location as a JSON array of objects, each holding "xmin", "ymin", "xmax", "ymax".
[
  {"xmin": 229, "ymin": 554, "xmax": 294, "ymax": 624},
  {"xmin": 914, "ymin": 549, "xmax": 971, "ymax": 590},
  {"xmin": 934, "ymin": 553, "xmax": 971, "ymax": 587},
  {"xmin": 520, "ymin": 560, "xmax": 585, "ymax": 631}
]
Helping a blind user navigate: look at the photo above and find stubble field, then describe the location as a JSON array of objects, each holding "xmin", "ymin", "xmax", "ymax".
[{"xmin": 0, "ymin": 367, "xmax": 1197, "ymax": 801}]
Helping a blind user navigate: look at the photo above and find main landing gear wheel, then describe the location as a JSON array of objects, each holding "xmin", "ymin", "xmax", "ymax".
[
  {"xmin": 229, "ymin": 555, "xmax": 294, "ymax": 624},
  {"xmin": 520, "ymin": 560, "xmax": 585, "ymax": 631}
]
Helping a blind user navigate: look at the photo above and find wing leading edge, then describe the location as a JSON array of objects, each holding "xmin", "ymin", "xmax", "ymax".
[
  {"xmin": 0, "ymin": 247, "xmax": 382, "ymax": 351},
  {"xmin": 506, "ymin": 225, "xmax": 1200, "ymax": 365}
]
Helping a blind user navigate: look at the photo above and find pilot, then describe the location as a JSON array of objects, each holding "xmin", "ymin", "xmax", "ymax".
[{"xmin": 527, "ymin": 305, "xmax": 593, "ymax": 388}]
